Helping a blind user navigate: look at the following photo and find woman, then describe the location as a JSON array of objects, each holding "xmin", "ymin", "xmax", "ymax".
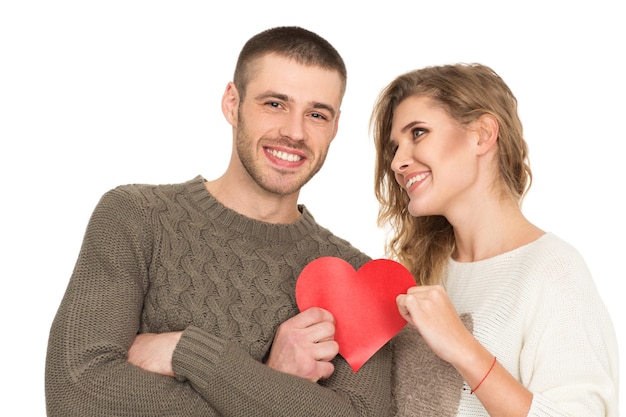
[{"xmin": 371, "ymin": 63, "xmax": 619, "ymax": 416}]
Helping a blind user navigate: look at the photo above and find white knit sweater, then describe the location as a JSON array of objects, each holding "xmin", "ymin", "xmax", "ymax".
[{"xmin": 391, "ymin": 233, "xmax": 619, "ymax": 416}]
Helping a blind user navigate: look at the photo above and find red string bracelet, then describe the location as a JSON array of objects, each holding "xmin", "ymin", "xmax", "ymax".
[{"xmin": 470, "ymin": 356, "xmax": 497, "ymax": 394}]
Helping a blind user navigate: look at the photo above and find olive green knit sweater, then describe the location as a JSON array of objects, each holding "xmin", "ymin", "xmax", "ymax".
[{"xmin": 45, "ymin": 175, "xmax": 392, "ymax": 416}]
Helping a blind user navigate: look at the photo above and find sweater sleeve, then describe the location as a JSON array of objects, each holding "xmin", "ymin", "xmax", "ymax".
[
  {"xmin": 173, "ymin": 325, "xmax": 392, "ymax": 417},
  {"xmin": 45, "ymin": 188, "xmax": 220, "ymax": 416},
  {"xmin": 522, "ymin": 243, "xmax": 619, "ymax": 417}
]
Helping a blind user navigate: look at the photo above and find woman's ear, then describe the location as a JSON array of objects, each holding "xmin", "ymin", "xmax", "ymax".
[
  {"xmin": 221, "ymin": 82, "xmax": 240, "ymax": 126},
  {"xmin": 475, "ymin": 113, "xmax": 499, "ymax": 155}
]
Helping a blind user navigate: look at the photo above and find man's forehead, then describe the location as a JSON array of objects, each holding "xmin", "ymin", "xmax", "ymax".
[{"xmin": 246, "ymin": 56, "xmax": 342, "ymax": 108}]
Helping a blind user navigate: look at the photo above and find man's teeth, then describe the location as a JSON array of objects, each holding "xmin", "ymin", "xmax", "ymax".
[
  {"xmin": 406, "ymin": 173, "xmax": 428, "ymax": 189},
  {"xmin": 268, "ymin": 149, "xmax": 302, "ymax": 162}
]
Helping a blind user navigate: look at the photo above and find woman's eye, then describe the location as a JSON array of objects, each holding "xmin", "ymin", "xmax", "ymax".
[{"xmin": 412, "ymin": 127, "xmax": 426, "ymax": 139}]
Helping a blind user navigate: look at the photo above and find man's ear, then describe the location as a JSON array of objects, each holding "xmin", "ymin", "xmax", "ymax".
[
  {"xmin": 475, "ymin": 113, "xmax": 499, "ymax": 155},
  {"xmin": 221, "ymin": 82, "xmax": 240, "ymax": 126}
]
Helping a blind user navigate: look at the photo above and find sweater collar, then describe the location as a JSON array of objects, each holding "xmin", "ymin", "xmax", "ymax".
[{"xmin": 185, "ymin": 175, "xmax": 318, "ymax": 242}]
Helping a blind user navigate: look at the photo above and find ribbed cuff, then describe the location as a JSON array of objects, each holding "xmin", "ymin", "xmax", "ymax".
[
  {"xmin": 172, "ymin": 325, "xmax": 227, "ymax": 386},
  {"xmin": 527, "ymin": 393, "xmax": 567, "ymax": 416}
]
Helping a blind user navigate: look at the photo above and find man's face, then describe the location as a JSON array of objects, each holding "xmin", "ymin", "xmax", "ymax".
[{"xmin": 231, "ymin": 54, "xmax": 343, "ymax": 196}]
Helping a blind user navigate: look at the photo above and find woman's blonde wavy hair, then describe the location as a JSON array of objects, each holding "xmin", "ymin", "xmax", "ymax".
[{"xmin": 370, "ymin": 63, "xmax": 532, "ymax": 285}]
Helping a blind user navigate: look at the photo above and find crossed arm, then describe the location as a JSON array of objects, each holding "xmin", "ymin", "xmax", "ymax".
[{"xmin": 128, "ymin": 307, "xmax": 339, "ymax": 383}]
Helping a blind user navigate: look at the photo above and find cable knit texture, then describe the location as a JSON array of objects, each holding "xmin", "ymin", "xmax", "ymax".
[
  {"xmin": 391, "ymin": 315, "xmax": 473, "ymax": 416},
  {"xmin": 391, "ymin": 233, "xmax": 620, "ymax": 416},
  {"xmin": 45, "ymin": 175, "xmax": 392, "ymax": 417}
]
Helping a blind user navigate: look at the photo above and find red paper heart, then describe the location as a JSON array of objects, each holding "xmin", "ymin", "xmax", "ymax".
[{"xmin": 295, "ymin": 257, "xmax": 415, "ymax": 372}]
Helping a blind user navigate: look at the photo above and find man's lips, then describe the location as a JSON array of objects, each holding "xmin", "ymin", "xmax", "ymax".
[{"xmin": 265, "ymin": 147, "xmax": 304, "ymax": 162}]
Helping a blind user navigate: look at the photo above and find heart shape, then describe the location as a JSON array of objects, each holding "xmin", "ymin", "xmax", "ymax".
[{"xmin": 295, "ymin": 257, "xmax": 415, "ymax": 372}]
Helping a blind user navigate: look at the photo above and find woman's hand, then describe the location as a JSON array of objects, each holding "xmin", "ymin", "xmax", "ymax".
[{"xmin": 397, "ymin": 285, "xmax": 475, "ymax": 363}]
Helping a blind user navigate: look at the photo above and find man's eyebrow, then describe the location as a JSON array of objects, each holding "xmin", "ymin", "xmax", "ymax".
[
  {"xmin": 255, "ymin": 91, "xmax": 337, "ymax": 118},
  {"xmin": 310, "ymin": 101, "xmax": 337, "ymax": 118},
  {"xmin": 256, "ymin": 91, "xmax": 289, "ymax": 102}
]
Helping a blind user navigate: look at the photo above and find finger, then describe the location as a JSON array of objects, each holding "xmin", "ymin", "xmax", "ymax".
[
  {"xmin": 315, "ymin": 361, "xmax": 335, "ymax": 381},
  {"xmin": 312, "ymin": 340, "xmax": 339, "ymax": 362},
  {"xmin": 397, "ymin": 294, "xmax": 420, "ymax": 327},
  {"xmin": 396, "ymin": 294, "xmax": 408, "ymax": 314},
  {"xmin": 291, "ymin": 307, "xmax": 335, "ymax": 328},
  {"xmin": 407, "ymin": 285, "xmax": 439, "ymax": 297},
  {"xmin": 306, "ymin": 320, "xmax": 336, "ymax": 344},
  {"xmin": 406, "ymin": 286, "xmax": 422, "ymax": 295},
  {"xmin": 404, "ymin": 294, "xmax": 422, "ymax": 314}
]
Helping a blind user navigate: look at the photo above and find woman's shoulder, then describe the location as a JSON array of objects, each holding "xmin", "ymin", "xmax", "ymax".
[
  {"xmin": 512, "ymin": 233, "xmax": 601, "ymax": 301},
  {"xmin": 518, "ymin": 232, "xmax": 588, "ymax": 271}
]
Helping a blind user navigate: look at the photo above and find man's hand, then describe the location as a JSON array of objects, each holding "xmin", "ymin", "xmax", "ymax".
[
  {"xmin": 127, "ymin": 331, "xmax": 183, "ymax": 377},
  {"xmin": 266, "ymin": 307, "xmax": 338, "ymax": 382}
]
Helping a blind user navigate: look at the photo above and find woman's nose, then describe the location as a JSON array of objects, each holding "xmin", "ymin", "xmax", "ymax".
[{"xmin": 391, "ymin": 143, "xmax": 411, "ymax": 173}]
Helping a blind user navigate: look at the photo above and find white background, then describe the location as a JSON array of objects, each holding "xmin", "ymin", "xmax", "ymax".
[{"xmin": 1, "ymin": 1, "xmax": 623, "ymax": 415}]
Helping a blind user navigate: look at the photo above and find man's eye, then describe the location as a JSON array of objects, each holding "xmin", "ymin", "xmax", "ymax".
[
  {"xmin": 310, "ymin": 112, "xmax": 327, "ymax": 120},
  {"xmin": 267, "ymin": 101, "xmax": 282, "ymax": 108}
]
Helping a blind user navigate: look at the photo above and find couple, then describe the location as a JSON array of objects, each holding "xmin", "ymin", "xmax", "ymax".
[{"xmin": 45, "ymin": 26, "xmax": 619, "ymax": 416}]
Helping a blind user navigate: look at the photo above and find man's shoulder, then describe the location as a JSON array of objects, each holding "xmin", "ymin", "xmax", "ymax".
[
  {"xmin": 106, "ymin": 175, "xmax": 202, "ymax": 200},
  {"xmin": 95, "ymin": 176, "xmax": 203, "ymax": 214},
  {"xmin": 113, "ymin": 175, "xmax": 199, "ymax": 192}
]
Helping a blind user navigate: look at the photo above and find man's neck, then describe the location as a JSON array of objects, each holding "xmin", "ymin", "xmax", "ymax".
[{"xmin": 204, "ymin": 177, "xmax": 302, "ymax": 224}]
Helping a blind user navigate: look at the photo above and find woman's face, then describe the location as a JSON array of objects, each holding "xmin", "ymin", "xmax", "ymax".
[{"xmin": 389, "ymin": 95, "xmax": 482, "ymax": 219}]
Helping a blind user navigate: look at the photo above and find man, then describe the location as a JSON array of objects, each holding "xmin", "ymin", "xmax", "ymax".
[{"xmin": 45, "ymin": 26, "xmax": 392, "ymax": 416}]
